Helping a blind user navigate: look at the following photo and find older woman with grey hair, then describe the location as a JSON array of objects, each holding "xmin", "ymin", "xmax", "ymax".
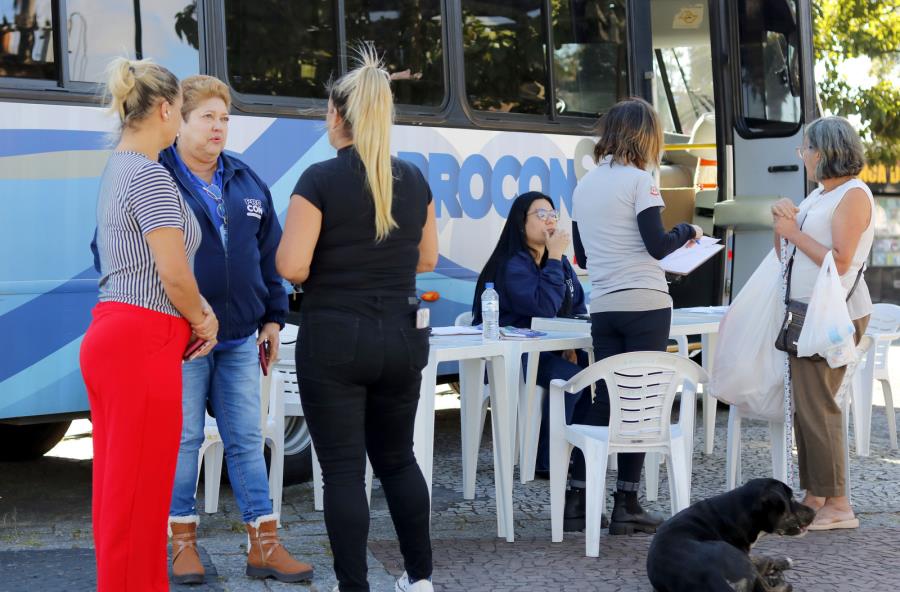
[{"xmin": 770, "ymin": 116, "xmax": 874, "ymax": 530}]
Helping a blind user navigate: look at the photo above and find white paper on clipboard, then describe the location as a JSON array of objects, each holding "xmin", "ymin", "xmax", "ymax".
[{"xmin": 659, "ymin": 236, "xmax": 724, "ymax": 275}]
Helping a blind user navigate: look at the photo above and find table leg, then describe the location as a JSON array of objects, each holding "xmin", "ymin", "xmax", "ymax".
[
  {"xmin": 414, "ymin": 352, "xmax": 439, "ymax": 499},
  {"xmin": 519, "ymin": 352, "xmax": 540, "ymax": 484},
  {"xmin": 702, "ymin": 332, "xmax": 718, "ymax": 455},
  {"xmin": 488, "ymin": 352, "xmax": 517, "ymax": 542},
  {"xmin": 460, "ymin": 358, "xmax": 486, "ymax": 499}
]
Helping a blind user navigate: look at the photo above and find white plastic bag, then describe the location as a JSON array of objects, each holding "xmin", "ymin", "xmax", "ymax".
[
  {"xmin": 796, "ymin": 251, "xmax": 856, "ymax": 368},
  {"xmin": 712, "ymin": 250, "xmax": 787, "ymax": 420}
]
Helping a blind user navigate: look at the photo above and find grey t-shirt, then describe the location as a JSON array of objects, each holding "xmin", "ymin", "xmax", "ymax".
[{"xmin": 572, "ymin": 157, "xmax": 670, "ymax": 312}]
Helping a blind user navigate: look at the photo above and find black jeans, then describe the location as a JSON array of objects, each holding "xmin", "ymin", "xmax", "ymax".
[
  {"xmin": 297, "ymin": 295, "xmax": 432, "ymax": 592},
  {"xmin": 570, "ymin": 307, "xmax": 672, "ymax": 487}
]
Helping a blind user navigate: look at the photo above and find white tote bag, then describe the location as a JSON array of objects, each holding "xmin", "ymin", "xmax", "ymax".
[
  {"xmin": 796, "ymin": 251, "xmax": 857, "ymax": 368},
  {"xmin": 712, "ymin": 250, "xmax": 787, "ymax": 420}
]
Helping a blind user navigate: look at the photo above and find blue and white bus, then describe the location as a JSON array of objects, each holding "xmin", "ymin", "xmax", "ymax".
[{"xmin": 0, "ymin": 0, "xmax": 816, "ymax": 481}]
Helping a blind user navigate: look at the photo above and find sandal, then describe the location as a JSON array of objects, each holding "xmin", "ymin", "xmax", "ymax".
[{"xmin": 807, "ymin": 517, "xmax": 859, "ymax": 531}]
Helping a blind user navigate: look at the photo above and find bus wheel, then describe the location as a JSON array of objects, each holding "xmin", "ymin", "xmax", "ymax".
[
  {"xmin": 281, "ymin": 415, "xmax": 312, "ymax": 485},
  {"xmin": 0, "ymin": 421, "xmax": 72, "ymax": 461}
]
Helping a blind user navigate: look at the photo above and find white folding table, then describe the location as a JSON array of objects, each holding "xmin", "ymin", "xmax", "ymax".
[
  {"xmin": 415, "ymin": 335, "xmax": 514, "ymax": 539},
  {"xmin": 416, "ymin": 331, "xmax": 595, "ymax": 542}
]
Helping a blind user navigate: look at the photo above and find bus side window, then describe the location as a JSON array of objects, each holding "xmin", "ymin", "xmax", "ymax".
[
  {"xmin": 461, "ymin": 0, "xmax": 549, "ymax": 116},
  {"xmin": 344, "ymin": 0, "xmax": 445, "ymax": 108},
  {"xmin": 551, "ymin": 0, "xmax": 628, "ymax": 118},
  {"xmin": 461, "ymin": 0, "xmax": 627, "ymax": 121},
  {"xmin": 66, "ymin": 0, "xmax": 200, "ymax": 83},
  {"xmin": 736, "ymin": 0, "xmax": 802, "ymax": 134},
  {"xmin": 0, "ymin": 2, "xmax": 57, "ymax": 80},
  {"xmin": 225, "ymin": 1, "xmax": 338, "ymax": 100},
  {"xmin": 223, "ymin": 1, "xmax": 446, "ymax": 108}
]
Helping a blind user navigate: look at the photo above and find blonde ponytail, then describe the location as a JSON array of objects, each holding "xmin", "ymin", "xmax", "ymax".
[
  {"xmin": 105, "ymin": 57, "xmax": 179, "ymax": 130},
  {"xmin": 329, "ymin": 46, "xmax": 397, "ymax": 241}
]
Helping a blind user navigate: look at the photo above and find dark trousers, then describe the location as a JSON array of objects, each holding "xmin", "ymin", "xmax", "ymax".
[
  {"xmin": 791, "ymin": 316, "xmax": 869, "ymax": 497},
  {"xmin": 297, "ymin": 296, "xmax": 433, "ymax": 592},
  {"xmin": 570, "ymin": 307, "xmax": 672, "ymax": 486},
  {"xmin": 532, "ymin": 350, "xmax": 590, "ymax": 473}
]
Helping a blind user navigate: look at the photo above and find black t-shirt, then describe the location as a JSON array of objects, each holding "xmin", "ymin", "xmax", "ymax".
[{"xmin": 293, "ymin": 146, "xmax": 432, "ymax": 296}]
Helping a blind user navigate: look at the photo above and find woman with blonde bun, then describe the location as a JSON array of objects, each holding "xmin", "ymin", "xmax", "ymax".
[{"xmin": 80, "ymin": 57, "xmax": 216, "ymax": 591}]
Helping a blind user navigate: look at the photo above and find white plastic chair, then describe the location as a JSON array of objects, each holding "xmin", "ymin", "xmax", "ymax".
[
  {"xmin": 198, "ymin": 369, "xmax": 286, "ymax": 521},
  {"xmin": 852, "ymin": 303, "xmax": 900, "ymax": 455},
  {"xmin": 455, "ymin": 311, "xmax": 492, "ymax": 499},
  {"xmin": 310, "ymin": 441, "xmax": 373, "ymax": 512},
  {"xmin": 725, "ymin": 336, "xmax": 874, "ymax": 502},
  {"xmin": 549, "ymin": 352, "xmax": 708, "ymax": 557},
  {"xmin": 643, "ymin": 336, "xmax": 707, "ymax": 502},
  {"xmin": 290, "ymin": 356, "xmax": 373, "ymax": 511},
  {"xmin": 519, "ymin": 348, "xmax": 597, "ymax": 484}
]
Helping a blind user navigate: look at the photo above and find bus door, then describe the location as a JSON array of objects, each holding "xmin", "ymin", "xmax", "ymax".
[
  {"xmin": 710, "ymin": 0, "xmax": 816, "ymax": 299},
  {"xmin": 644, "ymin": 0, "xmax": 721, "ymax": 307}
]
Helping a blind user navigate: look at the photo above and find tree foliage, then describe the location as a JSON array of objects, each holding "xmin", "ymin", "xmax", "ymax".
[{"xmin": 813, "ymin": 0, "xmax": 900, "ymax": 165}]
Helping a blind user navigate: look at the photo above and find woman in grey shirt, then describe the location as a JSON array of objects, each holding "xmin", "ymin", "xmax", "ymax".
[{"xmin": 570, "ymin": 98, "xmax": 701, "ymax": 535}]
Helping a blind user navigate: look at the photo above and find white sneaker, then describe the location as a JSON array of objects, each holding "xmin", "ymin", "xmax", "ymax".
[{"xmin": 395, "ymin": 571, "xmax": 434, "ymax": 592}]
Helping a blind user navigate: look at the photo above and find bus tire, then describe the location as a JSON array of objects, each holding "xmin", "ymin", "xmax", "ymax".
[{"xmin": 0, "ymin": 421, "xmax": 71, "ymax": 461}]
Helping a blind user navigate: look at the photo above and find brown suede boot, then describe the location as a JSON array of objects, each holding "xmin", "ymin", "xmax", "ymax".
[
  {"xmin": 245, "ymin": 514, "xmax": 314, "ymax": 583},
  {"xmin": 169, "ymin": 516, "xmax": 205, "ymax": 585}
]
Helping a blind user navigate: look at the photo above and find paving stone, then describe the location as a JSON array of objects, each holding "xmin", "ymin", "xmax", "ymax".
[{"xmin": 2, "ymin": 383, "xmax": 900, "ymax": 591}]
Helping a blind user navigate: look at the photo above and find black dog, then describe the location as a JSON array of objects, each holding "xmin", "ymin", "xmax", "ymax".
[{"xmin": 647, "ymin": 478, "xmax": 816, "ymax": 592}]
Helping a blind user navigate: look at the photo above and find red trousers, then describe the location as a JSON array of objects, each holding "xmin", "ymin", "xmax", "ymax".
[{"xmin": 80, "ymin": 302, "xmax": 190, "ymax": 591}]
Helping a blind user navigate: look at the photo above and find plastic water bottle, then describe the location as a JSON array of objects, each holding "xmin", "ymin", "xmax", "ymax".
[{"xmin": 481, "ymin": 282, "xmax": 500, "ymax": 341}]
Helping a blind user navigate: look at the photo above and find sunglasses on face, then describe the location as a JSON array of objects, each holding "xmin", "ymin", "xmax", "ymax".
[{"xmin": 527, "ymin": 208, "xmax": 560, "ymax": 222}]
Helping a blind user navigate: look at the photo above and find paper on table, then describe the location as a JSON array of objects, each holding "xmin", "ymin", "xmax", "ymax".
[
  {"xmin": 659, "ymin": 236, "xmax": 724, "ymax": 275},
  {"xmin": 677, "ymin": 305, "xmax": 730, "ymax": 314},
  {"xmin": 677, "ymin": 305, "xmax": 729, "ymax": 313},
  {"xmin": 430, "ymin": 326, "xmax": 483, "ymax": 336}
]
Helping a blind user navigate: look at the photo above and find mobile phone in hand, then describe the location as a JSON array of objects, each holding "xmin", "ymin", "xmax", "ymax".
[
  {"xmin": 259, "ymin": 341, "xmax": 269, "ymax": 376},
  {"xmin": 183, "ymin": 339, "xmax": 206, "ymax": 361}
]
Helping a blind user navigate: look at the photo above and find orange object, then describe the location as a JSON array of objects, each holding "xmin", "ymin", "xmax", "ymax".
[{"xmin": 420, "ymin": 291, "xmax": 440, "ymax": 302}]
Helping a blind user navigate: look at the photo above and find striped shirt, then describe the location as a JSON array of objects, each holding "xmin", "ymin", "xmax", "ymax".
[{"xmin": 95, "ymin": 151, "xmax": 201, "ymax": 317}]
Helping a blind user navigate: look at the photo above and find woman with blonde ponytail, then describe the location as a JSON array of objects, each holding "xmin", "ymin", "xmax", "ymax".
[
  {"xmin": 80, "ymin": 57, "xmax": 217, "ymax": 591},
  {"xmin": 277, "ymin": 47, "xmax": 438, "ymax": 592}
]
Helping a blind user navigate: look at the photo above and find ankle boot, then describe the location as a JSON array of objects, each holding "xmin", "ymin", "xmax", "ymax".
[
  {"xmin": 245, "ymin": 514, "xmax": 314, "ymax": 583},
  {"xmin": 608, "ymin": 491, "xmax": 664, "ymax": 535},
  {"xmin": 169, "ymin": 516, "xmax": 204, "ymax": 585},
  {"xmin": 563, "ymin": 487, "xmax": 609, "ymax": 532}
]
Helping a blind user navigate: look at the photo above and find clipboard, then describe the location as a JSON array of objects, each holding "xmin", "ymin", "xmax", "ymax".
[{"xmin": 659, "ymin": 237, "xmax": 725, "ymax": 275}]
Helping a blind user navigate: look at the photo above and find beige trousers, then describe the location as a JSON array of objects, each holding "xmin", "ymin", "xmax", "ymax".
[{"xmin": 790, "ymin": 316, "xmax": 869, "ymax": 497}]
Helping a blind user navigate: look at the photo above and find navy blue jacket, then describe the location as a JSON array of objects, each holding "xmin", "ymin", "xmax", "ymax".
[
  {"xmin": 159, "ymin": 147, "xmax": 287, "ymax": 340},
  {"xmin": 497, "ymin": 251, "xmax": 586, "ymax": 329}
]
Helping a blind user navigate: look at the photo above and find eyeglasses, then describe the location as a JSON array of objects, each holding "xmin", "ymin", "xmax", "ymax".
[
  {"xmin": 796, "ymin": 145, "xmax": 810, "ymax": 159},
  {"xmin": 527, "ymin": 208, "xmax": 560, "ymax": 222},
  {"xmin": 202, "ymin": 183, "xmax": 227, "ymax": 223}
]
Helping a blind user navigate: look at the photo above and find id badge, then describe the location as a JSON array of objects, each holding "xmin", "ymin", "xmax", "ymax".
[{"xmin": 416, "ymin": 307, "xmax": 430, "ymax": 329}]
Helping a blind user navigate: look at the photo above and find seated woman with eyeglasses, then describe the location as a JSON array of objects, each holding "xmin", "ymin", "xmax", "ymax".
[{"xmin": 471, "ymin": 192, "xmax": 590, "ymax": 519}]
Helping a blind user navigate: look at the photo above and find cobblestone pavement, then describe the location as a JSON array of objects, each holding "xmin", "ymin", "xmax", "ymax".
[{"xmin": 2, "ymin": 393, "xmax": 900, "ymax": 591}]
